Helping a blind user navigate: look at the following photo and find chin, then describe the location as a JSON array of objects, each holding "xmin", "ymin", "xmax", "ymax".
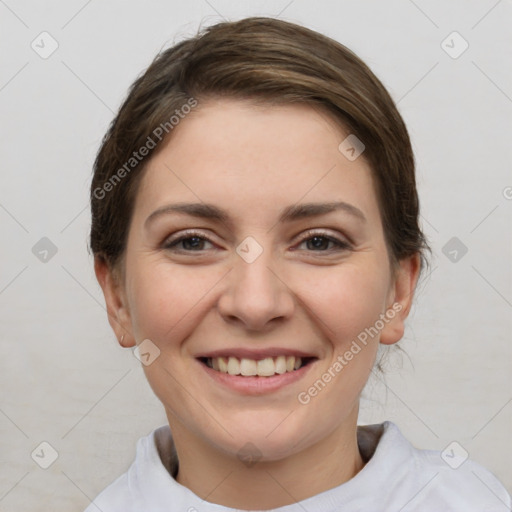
[{"xmin": 208, "ymin": 411, "xmax": 318, "ymax": 462}]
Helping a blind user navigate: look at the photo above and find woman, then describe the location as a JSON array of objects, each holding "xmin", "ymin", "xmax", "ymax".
[{"xmin": 88, "ymin": 16, "xmax": 510, "ymax": 511}]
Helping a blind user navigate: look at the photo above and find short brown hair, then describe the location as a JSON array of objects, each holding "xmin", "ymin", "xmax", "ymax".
[{"xmin": 89, "ymin": 16, "xmax": 430, "ymax": 281}]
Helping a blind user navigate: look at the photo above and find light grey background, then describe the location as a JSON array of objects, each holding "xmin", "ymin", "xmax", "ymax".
[{"xmin": 0, "ymin": 1, "xmax": 511, "ymax": 510}]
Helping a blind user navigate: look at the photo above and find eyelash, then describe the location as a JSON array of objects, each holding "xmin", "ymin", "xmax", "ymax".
[{"xmin": 162, "ymin": 229, "xmax": 351, "ymax": 254}]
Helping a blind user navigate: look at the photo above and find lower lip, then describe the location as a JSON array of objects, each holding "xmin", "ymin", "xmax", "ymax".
[{"xmin": 197, "ymin": 359, "xmax": 315, "ymax": 395}]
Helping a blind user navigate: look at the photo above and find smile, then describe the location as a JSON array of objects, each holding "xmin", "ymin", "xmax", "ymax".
[
  {"xmin": 201, "ymin": 355, "xmax": 313, "ymax": 377},
  {"xmin": 196, "ymin": 349, "xmax": 318, "ymax": 394}
]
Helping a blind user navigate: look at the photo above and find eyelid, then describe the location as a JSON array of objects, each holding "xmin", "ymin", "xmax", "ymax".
[
  {"xmin": 295, "ymin": 229, "xmax": 351, "ymax": 247},
  {"xmin": 162, "ymin": 228, "xmax": 352, "ymax": 252},
  {"xmin": 162, "ymin": 229, "xmax": 217, "ymax": 248}
]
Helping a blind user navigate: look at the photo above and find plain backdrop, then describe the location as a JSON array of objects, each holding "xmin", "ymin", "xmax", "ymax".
[{"xmin": 0, "ymin": 1, "xmax": 511, "ymax": 510}]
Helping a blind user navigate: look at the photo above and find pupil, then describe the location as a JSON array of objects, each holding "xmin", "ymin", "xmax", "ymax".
[
  {"xmin": 308, "ymin": 236, "xmax": 328, "ymax": 250},
  {"xmin": 184, "ymin": 237, "xmax": 203, "ymax": 250}
]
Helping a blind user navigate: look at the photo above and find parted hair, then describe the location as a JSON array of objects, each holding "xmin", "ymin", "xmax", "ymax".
[{"xmin": 89, "ymin": 16, "xmax": 430, "ymax": 281}]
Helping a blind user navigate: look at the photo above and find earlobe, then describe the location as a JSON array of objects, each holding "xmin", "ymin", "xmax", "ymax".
[
  {"xmin": 94, "ymin": 256, "xmax": 136, "ymax": 348},
  {"xmin": 119, "ymin": 334, "xmax": 133, "ymax": 347},
  {"xmin": 379, "ymin": 253, "xmax": 421, "ymax": 346}
]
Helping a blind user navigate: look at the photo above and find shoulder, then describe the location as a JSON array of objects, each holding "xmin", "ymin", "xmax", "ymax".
[
  {"xmin": 413, "ymin": 441, "xmax": 511, "ymax": 510},
  {"xmin": 368, "ymin": 421, "xmax": 511, "ymax": 511},
  {"xmin": 83, "ymin": 472, "xmax": 133, "ymax": 512},
  {"xmin": 83, "ymin": 425, "xmax": 172, "ymax": 512}
]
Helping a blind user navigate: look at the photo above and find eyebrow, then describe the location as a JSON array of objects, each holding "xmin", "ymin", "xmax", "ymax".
[{"xmin": 144, "ymin": 201, "xmax": 367, "ymax": 229}]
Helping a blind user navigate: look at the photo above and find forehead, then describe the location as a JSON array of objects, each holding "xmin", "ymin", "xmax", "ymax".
[{"xmin": 133, "ymin": 99, "xmax": 380, "ymax": 226}]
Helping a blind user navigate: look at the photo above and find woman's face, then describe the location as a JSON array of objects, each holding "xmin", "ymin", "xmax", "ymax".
[{"xmin": 99, "ymin": 99, "xmax": 418, "ymax": 460}]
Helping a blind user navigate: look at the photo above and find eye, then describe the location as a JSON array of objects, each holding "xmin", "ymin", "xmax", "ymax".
[
  {"xmin": 161, "ymin": 229, "xmax": 351, "ymax": 254},
  {"xmin": 162, "ymin": 231, "xmax": 216, "ymax": 252},
  {"xmin": 295, "ymin": 230, "xmax": 351, "ymax": 252}
]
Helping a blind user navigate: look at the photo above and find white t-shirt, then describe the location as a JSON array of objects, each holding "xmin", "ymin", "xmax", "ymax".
[{"xmin": 84, "ymin": 421, "xmax": 511, "ymax": 511}]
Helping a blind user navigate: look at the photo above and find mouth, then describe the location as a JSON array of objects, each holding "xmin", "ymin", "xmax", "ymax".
[
  {"xmin": 195, "ymin": 349, "xmax": 318, "ymax": 395},
  {"xmin": 198, "ymin": 355, "xmax": 315, "ymax": 377}
]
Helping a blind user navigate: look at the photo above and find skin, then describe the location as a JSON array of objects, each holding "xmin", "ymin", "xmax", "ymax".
[{"xmin": 95, "ymin": 98, "xmax": 420, "ymax": 509}]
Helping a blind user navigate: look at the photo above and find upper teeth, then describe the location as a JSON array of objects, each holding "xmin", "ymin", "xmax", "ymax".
[{"xmin": 207, "ymin": 356, "xmax": 302, "ymax": 376}]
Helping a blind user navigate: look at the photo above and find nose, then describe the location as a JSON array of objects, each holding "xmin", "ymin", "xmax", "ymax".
[{"xmin": 217, "ymin": 249, "xmax": 295, "ymax": 332}]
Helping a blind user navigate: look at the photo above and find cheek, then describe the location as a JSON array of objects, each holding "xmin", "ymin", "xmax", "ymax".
[
  {"xmin": 290, "ymin": 265, "xmax": 387, "ymax": 432},
  {"xmin": 128, "ymin": 253, "xmax": 390, "ymax": 352},
  {"xmin": 293, "ymin": 261, "xmax": 389, "ymax": 346},
  {"xmin": 127, "ymin": 260, "xmax": 219, "ymax": 344}
]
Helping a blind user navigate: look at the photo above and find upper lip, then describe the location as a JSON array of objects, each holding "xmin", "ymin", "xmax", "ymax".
[{"xmin": 196, "ymin": 348, "xmax": 318, "ymax": 360}]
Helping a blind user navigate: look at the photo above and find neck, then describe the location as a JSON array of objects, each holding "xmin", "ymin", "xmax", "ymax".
[{"xmin": 167, "ymin": 408, "xmax": 365, "ymax": 510}]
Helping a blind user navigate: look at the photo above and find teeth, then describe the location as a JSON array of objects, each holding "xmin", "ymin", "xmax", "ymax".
[
  {"xmin": 275, "ymin": 355, "xmax": 287, "ymax": 374},
  {"xmin": 240, "ymin": 358, "xmax": 257, "ymax": 376},
  {"xmin": 206, "ymin": 355, "xmax": 304, "ymax": 377},
  {"xmin": 218, "ymin": 357, "xmax": 228, "ymax": 373},
  {"xmin": 257, "ymin": 357, "xmax": 275, "ymax": 377},
  {"xmin": 227, "ymin": 357, "xmax": 240, "ymax": 375}
]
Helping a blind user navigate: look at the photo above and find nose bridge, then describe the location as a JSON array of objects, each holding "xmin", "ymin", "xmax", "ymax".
[
  {"xmin": 218, "ymin": 238, "xmax": 294, "ymax": 329},
  {"xmin": 236, "ymin": 251, "xmax": 277, "ymax": 297}
]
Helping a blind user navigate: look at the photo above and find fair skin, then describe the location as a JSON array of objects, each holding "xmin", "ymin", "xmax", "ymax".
[{"xmin": 95, "ymin": 98, "xmax": 420, "ymax": 510}]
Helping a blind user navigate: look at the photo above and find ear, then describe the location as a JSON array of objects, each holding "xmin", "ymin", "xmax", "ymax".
[
  {"xmin": 94, "ymin": 256, "xmax": 135, "ymax": 348},
  {"xmin": 379, "ymin": 253, "xmax": 421, "ymax": 346}
]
